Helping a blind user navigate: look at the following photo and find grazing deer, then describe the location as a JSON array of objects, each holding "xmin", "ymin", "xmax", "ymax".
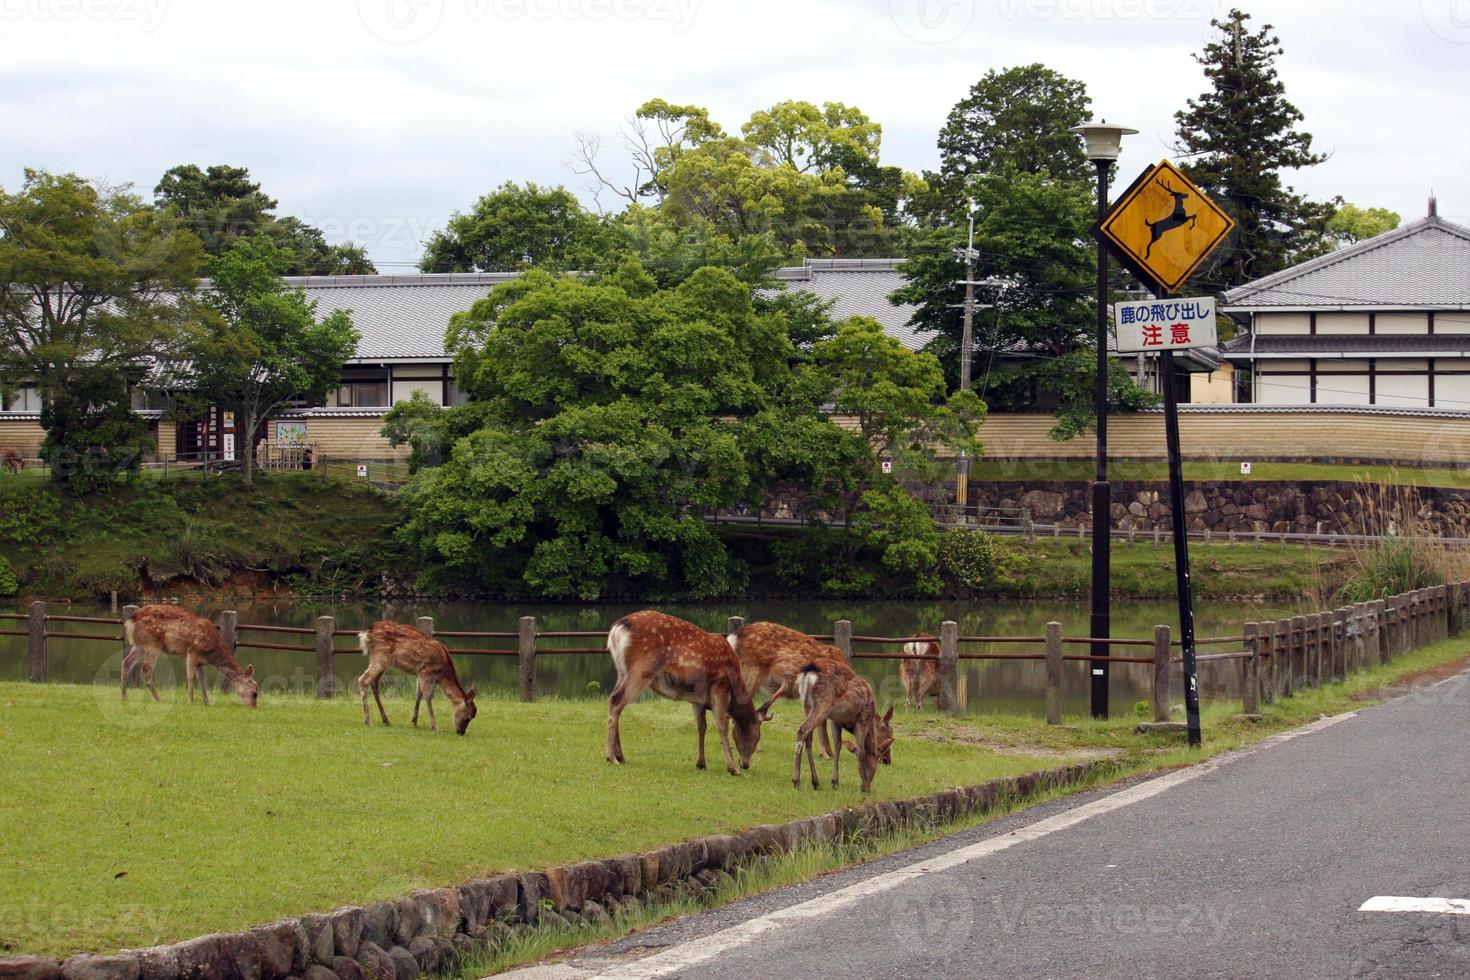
[
  {"xmin": 793, "ymin": 661, "xmax": 893, "ymax": 793},
  {"xmin": 357, "ymin": 621, "xmax": 478, "ymax": 735},
  {"xmin": 0, "ymin": 448, "xmax": 22, "ymax": 474},
  {"xmin": 606, "ymin": 610, "xmax": 762, "ymax": 775},
  {"xmin": 727, "ymin": 621, "xmax": 845, "ymax": 756},
  {"xmin": 899, "ymin": 632, "xmax": 941, "ymax": 710},
  {"xmin": 121, "ymin": 605, "xmax": 258, "ymax": 706},
  {"xmin": 1144, "ymin": 178, "xmax": 1198, "ymax": 259}
]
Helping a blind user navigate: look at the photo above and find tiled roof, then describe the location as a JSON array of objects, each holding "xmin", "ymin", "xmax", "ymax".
[
  {"xmin": 296, "ymin": 263, "xmax": 923, "ymax": 362},
  {"xmin": 1221, "ymin": 334, "xmax": 1470, "ymax": 358},
  {"xmin": 1222, "ymin": 215, "xmax": 1470, "ymax": 310}
]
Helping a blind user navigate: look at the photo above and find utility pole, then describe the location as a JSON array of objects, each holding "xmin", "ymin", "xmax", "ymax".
[{"xmin": 956, "ymin": 210, "xmax": 980, "ymax": 392}]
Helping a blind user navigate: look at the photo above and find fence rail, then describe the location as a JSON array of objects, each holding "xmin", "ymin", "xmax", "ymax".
[{"xmin": 12, "ymin": 581, "xmax": 1467, "ymax": 726}]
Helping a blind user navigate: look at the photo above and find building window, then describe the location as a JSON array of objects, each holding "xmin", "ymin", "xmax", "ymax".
[
  {"xmin": 2, "ymin": 386, "xmax": 40, "ymax": 412},
  {"xmin": 1234, "ymin": 364, "xmax": 1254, "ymax": 403},
  {"xmin": 334, "ymin": 380, "xmax": 390, "ymax": 407}
]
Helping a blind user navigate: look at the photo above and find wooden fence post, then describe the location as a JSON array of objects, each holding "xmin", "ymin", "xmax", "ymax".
[
  {"xmin": 1371, "ymin": 599, "xmax": 1386, "ymax": 666},
  {"xmin": 518, "ymin": 616, "xmax": 536, "ymax": 703},
  {"xmin": 1330, "ymin": 610, "xmax": 1346, "ymax": 682},
  {"xmin": 1046, "ymin": 621, "xmax": 1064, "ymax": 726},
  {"xmin": 1438, "ymin": 585, "xmax": 1450, "ymax": 642},
  {"xmin": 217, "ymin": 610, "xmax": 239, "ymax": 691},
  {"xmin": 938, "ymin": 621, "xmax": 959, "ymax": 715},
  {"xmin": 315, "ymin": 616, "xmax": 336, "ymax": 698},
  {"xmin": 27, "ymin": 600, "xmax": 46, "ymax": 683},
  {"xmin": 1303, "ymin": 613, "xmax": 1319, "ymax": 688},
  {"xmin": 1385, "ymin": 596, "xmax": 1400, "ymax": 660},
  {"xmin": 416, "ymin": 615, "xmax": 434, "ymax": 637},
  {"xmin": 120, "ymin": 604, "xmax": 139, "ymax": 688},
  {"xmin": 834, "ymin": 620, "xmax": 854, "ymax": 663},
  {"xmin": 1289, "ymin": 615, "xmax": 1306, "ymax": 695},
  {"xmin": 1151, "ymin": 625, "xmax": 1171, "ymax": 722},
  {"xmin": 1243, "ymin": 622, "xmax": 1259, "ymax": 715},
  {"xmin": 1259, "ymin": 620, "xmax": 1275, "ymax": 706}
]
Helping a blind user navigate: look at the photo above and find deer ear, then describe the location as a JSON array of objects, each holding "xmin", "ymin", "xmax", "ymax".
[
  {"xmin": 843, "ymin": 740, "xmax": 857, "ymax": 754},
  {"xmin": 883, "ymin": 706, "xmax": 894, "ymax": 724},
  {"xmin": 465, "ymin": 687, "xmax": 477, "ymax": 700},
  {"xmin": 245, "ymin": 664, "xmax": 255, "ymax": 677}
]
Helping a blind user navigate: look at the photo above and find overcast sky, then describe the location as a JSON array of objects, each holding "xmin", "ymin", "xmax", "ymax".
[{"xmin": 4, "ymin": 0, "xmax": 1467, "ymax": 269}]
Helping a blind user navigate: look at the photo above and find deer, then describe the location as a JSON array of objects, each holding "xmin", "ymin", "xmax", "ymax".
[
  {"xmin": 899, "ymin": 632, "xmax": 941, "ymax": 710},
  {"xmin": 606, "ymin": 610, "xmax": 762, "ymax": 775},
  {"xmin": 1144, "ymin": 178, "xmax": 1198, "ymax": 259},
  {"xmin": 357, "ymin": 621, "xmax": 478, "ymax": 735},
  {"xmin": 120, "ymin": 605, "xmax": 258, "ymax": 706},
  {"xmin": 727, "ymin": 621, "xmax": 845, "ymax": 756},
  {"xmin": 792, "ymin": 661, "xmax": 893, "ymax": 793}
]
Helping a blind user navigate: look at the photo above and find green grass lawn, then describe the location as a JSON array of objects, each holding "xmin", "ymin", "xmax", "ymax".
[
  {"xmin": 970, "ymin": 458, "xmax": 1470, "ymax": 488},
  {"xmin": 0, "ymin": 685, "xmax": 1076, "ymax": 958}
]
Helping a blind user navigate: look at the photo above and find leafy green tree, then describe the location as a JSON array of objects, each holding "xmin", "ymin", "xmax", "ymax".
[
  {"xmin": 420, "ymin": 182, "xmax": 617, "ymax": 273},
  {"xmin": 185, "ymin": 237, "xmax": 358, "ymax": 487},
  {"xmin": 0, "ymin": 170, "xmax": 203, "ymax": 486},
  {"xmin": 1173, "ymin": 9, "xmax": 1331, "ymax": 287},
  {"xmin": 1324, "ymin": 202, "xmax": 1401, "ymax": 246},
  {"xmin": 39, "ymin": 368, "xmax": 154, "ymax": 493},
  {"xmin": 155, "ymin": 163, "xmax": 376, "ymax": 273},
  {"xmin": 932, "ymin": 64, "xmax": 1093, "ymax": 210}
]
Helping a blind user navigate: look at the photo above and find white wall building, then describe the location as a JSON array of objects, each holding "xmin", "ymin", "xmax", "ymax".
[{"xmin": 1222, "ymin": 203, "xmax": 1470, "ymax": 409}]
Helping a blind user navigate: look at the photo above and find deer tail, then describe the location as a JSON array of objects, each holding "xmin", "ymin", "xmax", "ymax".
[
  {"xmin": 797, "ymin": 663, "xmax": 821, "ymax": 706},
  {"xmin": 357, "ymin": 631, "xmax": 370, "ymax": 655},
  {"xmin": 607, "ymin": 619, "xmax": 632, "ymax": 679}
]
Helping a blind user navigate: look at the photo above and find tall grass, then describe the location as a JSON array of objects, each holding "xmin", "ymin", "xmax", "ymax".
[{"xmin": 1335, "ymin": 480, "xmax": 1470, "ymax": 603}]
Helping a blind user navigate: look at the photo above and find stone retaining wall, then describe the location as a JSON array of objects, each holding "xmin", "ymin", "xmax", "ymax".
[
  {"xmin": 972, "ymin": 480, "xmax": 1470, "ymax": 537},
  {"xmin": 0, "ymin": 762, "xmax": 1108, "ymax": 980}
]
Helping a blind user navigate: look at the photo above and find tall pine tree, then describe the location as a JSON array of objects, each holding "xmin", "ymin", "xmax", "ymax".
[{"xmin": 1173, "ymin": 9, "xmax": 1330, "ymax": 288}]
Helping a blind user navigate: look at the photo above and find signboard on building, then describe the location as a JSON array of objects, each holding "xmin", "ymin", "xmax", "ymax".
[
  {"xmin": 223, "ymin": 434, "xmax": 235, "ymax": 462},
  {"xmin": 356, "ymin": 464, "xmax": 368, "ymax": 478},
  {"xmin": 1115, "ymin": 297, "xmax": 1217, "ymax": 354},
  {"xmin": 1095, "ymin": 160, "xmax": 1236, "ymax": 296},
  {"xmin": 274, "ymin": 421, "xmax": 308, "ymax": 446}
]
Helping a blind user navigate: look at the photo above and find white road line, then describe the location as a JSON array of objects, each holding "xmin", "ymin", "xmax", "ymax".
[
  {"xmin": 1360, "ymin": 896, "xmax": 1470, "ymax": 915},
  {"xmin": 500, "ymin": 711, "xmax": 1358, "ymax": 980}
]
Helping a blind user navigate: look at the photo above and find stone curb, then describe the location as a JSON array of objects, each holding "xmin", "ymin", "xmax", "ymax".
[{"xmin": 1, "ymin": 760, "xmax": 1114, "ymax": 980}]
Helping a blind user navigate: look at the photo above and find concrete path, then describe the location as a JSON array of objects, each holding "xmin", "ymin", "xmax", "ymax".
[{"xmin": 501, "ymin": 669, "xmax": 1470, "ymax": 979}]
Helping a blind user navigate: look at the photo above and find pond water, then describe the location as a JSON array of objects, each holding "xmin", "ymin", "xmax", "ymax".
[{"xmin": 1, "ymin": 596, "xmax": 1306, "ymax": 718}]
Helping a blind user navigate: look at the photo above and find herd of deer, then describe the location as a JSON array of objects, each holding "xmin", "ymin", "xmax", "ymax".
[{"xmin": 119, "ymin": 605, "xmax": 947, "ymax": 793}]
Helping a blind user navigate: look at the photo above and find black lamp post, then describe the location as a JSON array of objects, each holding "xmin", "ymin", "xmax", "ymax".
[{"xmin": 1068, "ymin": 119, "xmax": 1136, "ymax": 720}]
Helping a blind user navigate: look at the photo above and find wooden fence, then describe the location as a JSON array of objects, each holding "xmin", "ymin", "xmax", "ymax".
[{"xmin": 6, "ymin": 583, "xmax": 1466, "ymax": 724}]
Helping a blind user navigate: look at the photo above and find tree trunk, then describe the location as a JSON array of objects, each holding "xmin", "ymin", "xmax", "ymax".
[{"xmin": 241, "ymin": 415, "xmax": 256, "ymax": 488}]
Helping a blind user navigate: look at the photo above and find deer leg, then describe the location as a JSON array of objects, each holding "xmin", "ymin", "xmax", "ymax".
[
  {"xmin": 185, "ymin": 656, "xmax": 196, "ymax": 704},
  {"xmin": 142, "ymin": 657, "xmax": 161, "ymax": 703},
  {"xmin": 606, "ymin": 669, "xmax": 650, "ymax": 765},
  {"xmin": 818, "ymin": 716, "xmax": 835, "ymax": 758},
  {"xmin": 411, "ymin": 683, "xmax": 422, "ymax": 727},
  {"xmin": 357, "ymin": 666, "xmax": 376, "ymax": 725},
  {"xmin": 791, "ymin": 730, "xmax": 806, "ymax": 788},
  {"xmin": 371, "ymin": 677, "xmax": 390, "ymax": 725},
  {"xmin": 830, "ymin": 721, "xmax": 842, "ymax": 789},
  {"xmin": 120, "ymin": 644, "xmax": 138, "ymax": 702},
  {"xmin": 424, "ymin": 683, "xmax": 438, "ymax": 733},
  {"xmin": 693, "ymin": 703, "xmax": 708, "ymax": 769},
  {"xmin": 713, "ymin": 698, "xmax": 738, "ymax": 776},
  {"xmin": 195, "ymin": 656, "xmax": 210, "ymax": 705}
]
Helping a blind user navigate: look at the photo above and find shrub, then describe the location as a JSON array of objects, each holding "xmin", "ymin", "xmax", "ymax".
[
  {"xmin": 937, "ymin": 528, "xmax": 1004, "ymax": 592},
  {"xmin": 0, "ymin": 555, "xmax": 18, "ymax": 597},
  {"xmin": 1335, "ymin": 481, "xmax": 1470, "ymax": 603},
  {"xmin": 0, "ymin": 485, "xmax": 63, "ymax": 546}
]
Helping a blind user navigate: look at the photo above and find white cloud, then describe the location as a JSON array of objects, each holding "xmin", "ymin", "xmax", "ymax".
[{"xmin": 1, "ymin": 0, "xmax": 1464, "ymax": 266}]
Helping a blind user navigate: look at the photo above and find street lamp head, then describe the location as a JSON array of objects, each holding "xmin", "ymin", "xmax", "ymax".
[{"xmin": 1069, "ymin": 119, "xmax": 1138, "ymax": 161}]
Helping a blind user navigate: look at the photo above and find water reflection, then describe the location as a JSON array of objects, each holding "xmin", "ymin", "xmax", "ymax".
[{"xmin": 0, "ymin": 597, "xmax": 1303, "ymax": 718}]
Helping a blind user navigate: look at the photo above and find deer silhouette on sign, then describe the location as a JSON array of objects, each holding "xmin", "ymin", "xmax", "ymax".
[{"xmin": 1144, "ymin": 178, "xmax": 1198, "ymax": 259}]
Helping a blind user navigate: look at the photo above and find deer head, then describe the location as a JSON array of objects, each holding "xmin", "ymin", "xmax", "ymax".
[
  {"xmin": 454, "ymin": 687, "xmax": 478, "ymax": 736},
  {"xmin": 234, "ymin": 665, "xmax": 259, "ymax": 707},
  {"xmin": 876, "ymin": 706, "xmax": 894, "ymax": 764},
  {"xmin": 733, "ymin": 707, "xmax": 762, "ymax": 769}
]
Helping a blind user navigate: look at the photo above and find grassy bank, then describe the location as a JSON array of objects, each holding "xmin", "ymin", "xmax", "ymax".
[
  {"xmin": 0, "ymin": 686, "xmax": 1075, "ymax": 957},
  {"xmin": 0, "ymin": 472, "xmax": 408, "ymax": 600}
]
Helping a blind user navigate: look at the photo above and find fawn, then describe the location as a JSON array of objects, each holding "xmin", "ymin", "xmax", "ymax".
[
  {"xmin": 727, "ymin": 620, "xmax": 846, "ymax": 755},
  {"xmin": 357, "ymin": 621, "xmax": 478, "ymax": 735},
  {"xmin": 606, "ymin": 610, "xmax": 762, "ymax": 775},
  {"xmin": 899, "ymin": 632, "xmax": 941, "ymax": 710},
  {"xmin": 121, "ymin": 605, "xmax": 258, "ymax": 706},
  {"xmin": 793, "ymin": 660, "xmax": 892, "ymax": 793}
]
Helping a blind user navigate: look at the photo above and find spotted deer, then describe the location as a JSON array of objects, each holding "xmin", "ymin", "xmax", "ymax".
[
  {"xmin": 793, "ymin": 661, "xmax": 893, "ymax": 793},
  {"xmin": 606, "ymin": 610, "xmax": 762, "ymax": 775},
  {"xmin": 899, "ymin": 632, "xmax": 941, "ymax": 710},
  {"xmin": 357, "ymin": 621, "xmax": 478, "ymax": 735},
  {"xmin": 121, "ymin": 605, "xmax": 258, "ymax": 706},
  {"xmin": 727, "ymin": 621, "xmax": 844, "ymax": 754}
]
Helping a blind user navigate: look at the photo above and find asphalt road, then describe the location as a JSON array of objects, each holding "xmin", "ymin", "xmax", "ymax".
[{"xmin": 505, "ymin": 669, "xmax": 1470, "ymax": 979}]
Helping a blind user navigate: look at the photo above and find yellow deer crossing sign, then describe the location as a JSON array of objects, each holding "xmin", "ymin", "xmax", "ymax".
[{"xmin": 1095, "ymin": 159, "xmax": 1235, "ymax": 296}]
